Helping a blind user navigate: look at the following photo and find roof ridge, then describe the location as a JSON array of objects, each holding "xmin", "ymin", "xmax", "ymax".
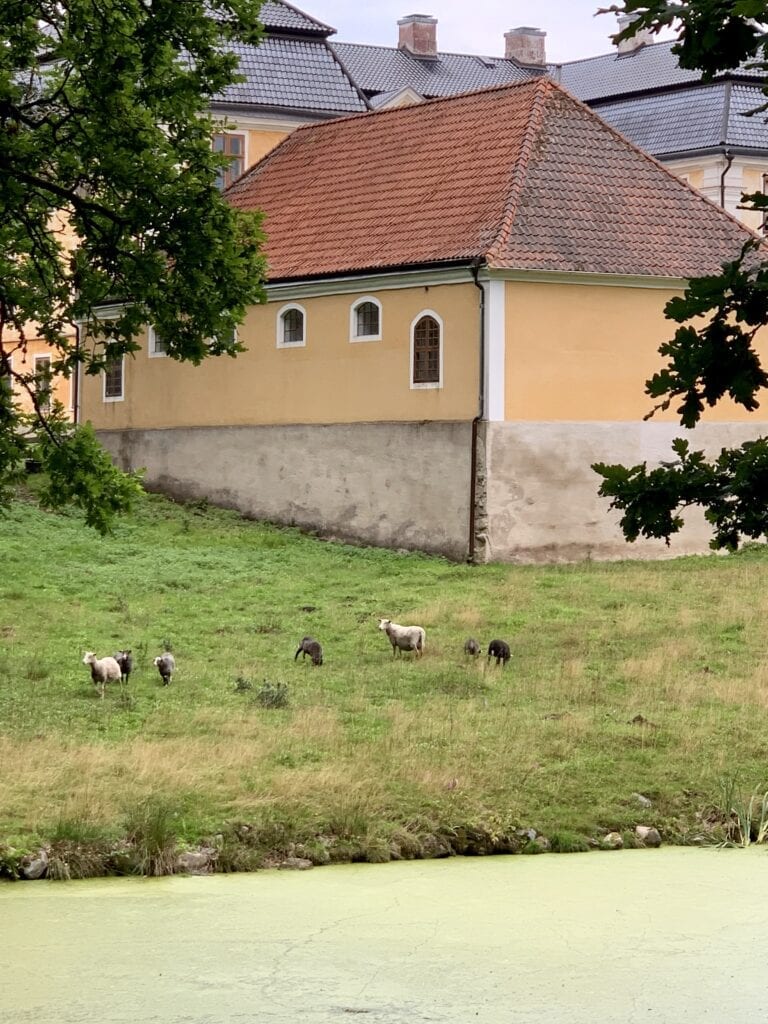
[
  {"xmin": 332, "ymin": 38, "xmax": 523, "ymax": 65},
  {"xmin": 486, "ymin": 78, "xmax": 554, "ymax": 262},
  {"xmin": 546, "ymin": 77, "xmax": 766, "ymax": 245},
  {"xmin": 557, "ymin": 37, "xmax": 675, "ymax": 68},
  {"xmin": 262, "ymin": 0, "xmax": 335, "ymax": 35}
]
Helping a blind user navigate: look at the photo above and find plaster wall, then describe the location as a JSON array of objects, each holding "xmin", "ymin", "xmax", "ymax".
[
  {"xmin": 485, "ymin": 420, "xmax": 768, "ymax": 563},
  {"xmin": 81, "ymin": 283, "xmax": 479, "ymax": 431},
  {"xmin": 98, "ymin": 420, "xmax": 473, "ymax": 560}
]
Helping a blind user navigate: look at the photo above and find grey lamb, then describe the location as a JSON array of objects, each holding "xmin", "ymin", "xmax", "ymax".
[
  {"xmin": 294, "ymin": 636, "xmax": 323, "ymax": 666},
  {"xmin": 153, "ymin": 653, "xmax": 176, "ymax": 686}
]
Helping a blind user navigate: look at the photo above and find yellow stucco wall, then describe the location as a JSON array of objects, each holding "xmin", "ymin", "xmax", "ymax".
[
  {"xmin": 4, "ymin": 336, "xmax": 73, "ymax": 415},
  {"xmin": 504, "ymin": 279, "xmax": 768, "ymax": 422},
  {"xmin": 245, "ymin": 128, "xmax": 291, "ymax": 167},
  {"xmin": 81, "ymin": 283, "xmax": 480, "ymax": 430}
]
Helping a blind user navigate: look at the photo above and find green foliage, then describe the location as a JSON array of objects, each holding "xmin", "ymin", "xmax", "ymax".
[
  {"xmin": 255, "ymin": 680, "xmax": 290, "ymax": 709},
  {"xmin": 602, "ymin": 1, "xmax": 768, "ymax": 78},
  {"xmin": 124, "ymin": 797, "xmax": 179, "ymax": 876},
  {"xmin": 593, "ymin": 4, "xmax": 768, "ymax": 550},
  {"xmin": 0, "ymin": 0, "xmax": 267, "ymax": 524}
]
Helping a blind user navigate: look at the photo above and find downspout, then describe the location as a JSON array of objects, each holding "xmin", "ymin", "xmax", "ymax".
[
  {"xmin": 72, "ymin": 323, "xmax": 81, "ymax": 425},
  {"xmin": 720, "ymin": 79, "xmax": 733, "ymax": 210},
  {"xmin": 469, "ymin": 261, "xmax": 486, "ymax": 564}
]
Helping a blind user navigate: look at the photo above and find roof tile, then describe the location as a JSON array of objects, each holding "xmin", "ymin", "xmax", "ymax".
[{"xmin": 226, "ymin": 79, "xmax": 756, "ymax": 281}]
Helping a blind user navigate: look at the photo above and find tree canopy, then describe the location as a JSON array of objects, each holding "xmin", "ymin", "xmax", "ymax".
[
  {"xmin": 0, "ymin": 0, "xmax": 267, "ymax": 531},
  {"xmin": 594, "ymin": 1, "xmax": 768, "ymax": 550}
]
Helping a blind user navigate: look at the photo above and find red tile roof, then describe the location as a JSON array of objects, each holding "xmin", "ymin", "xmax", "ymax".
[{"xmin": 227, "ymin": 78, "xmax": 757, "ymax": 282}]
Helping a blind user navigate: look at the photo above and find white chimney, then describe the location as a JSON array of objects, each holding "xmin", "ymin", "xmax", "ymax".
[
  {"xmin": 505, "ymin": 26, "xmax": 547, "ymax": 67},
  {"xmin": 398, "ymin": 14, "xmax": 438, "ymax": 58},
  {"xmin": 616, "ymin": 13, "xmax": 653, "ymax": 55}
]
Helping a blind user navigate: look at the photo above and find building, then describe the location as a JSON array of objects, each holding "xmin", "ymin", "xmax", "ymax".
[{"xmin": 81, "ymin": 79, "xmax": 767, "ymax": 563}]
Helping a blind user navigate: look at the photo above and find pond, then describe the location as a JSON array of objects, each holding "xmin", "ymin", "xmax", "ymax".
[{"xmin": 1, "ymin": 848, "xmax": 766, "ymax": 1023}]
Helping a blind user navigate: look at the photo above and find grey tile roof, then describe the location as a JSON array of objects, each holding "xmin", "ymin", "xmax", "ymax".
[
  {"xmin": 215, "ymin": 36, "xmax": 366, "ymax": 114},
  {"xmin": 331, "ymin": 41, "xmax": 539, "ymax": 99},
  {"xmin": 558, "ymin": 40, "xmax": 762, "ymax": 103},
  {"xmin": 259, "ymin": 0, "xmax": 333, "ymax": 37},
  {"xmin": 592, "ymin": 82, "xmax": 768, "ymax": 157}
]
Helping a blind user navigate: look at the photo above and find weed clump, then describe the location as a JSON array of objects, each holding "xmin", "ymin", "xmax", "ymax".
[
  {"xmin": 234, "ymin": 676, "xmax": 253, "ymax": 693},
  {"xmin": 124, "ymin": 797, "xmax": 179, "ymax": 876},
  {"xmin": 255, "ymin": 681, "xmax": 290, "ymax": 709}
]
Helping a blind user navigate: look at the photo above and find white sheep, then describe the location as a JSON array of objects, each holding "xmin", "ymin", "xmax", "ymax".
[
  {"xmin": 378, "ymin": 618, "xmax": 425, "ymax": 658},
  {"xmin": 82, "ymin": 651, "xmax": 122, "ymax": 699},
  {"xmin": 153, "ymin": 653, "xmax": 176, "ymax": 686}
]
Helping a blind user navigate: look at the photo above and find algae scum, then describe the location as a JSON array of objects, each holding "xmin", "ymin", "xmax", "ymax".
[{"xmin": 2, "ymin": 849, "xmax": 767, "ymax": 1023}]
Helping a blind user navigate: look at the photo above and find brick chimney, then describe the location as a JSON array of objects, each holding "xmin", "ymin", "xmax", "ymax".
[
  {"xmin": 398, "ymin": 14, "xmax": 438, "ymax": 58},
  {"xmin": 616, "ymin": 13, "xmax": 653, "ymax": 55},
  {"xmin": 504, "ymin": 27, "xmax": 546, "ymax": 66}
]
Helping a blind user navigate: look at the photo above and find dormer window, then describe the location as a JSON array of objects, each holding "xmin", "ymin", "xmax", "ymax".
[
  {"xmin": 350, "ymin": 297, "xmax": 382, "ymax": 342},
  {"xmin": 277, "ymin": 304, "xmax": 306, "ymax": 348}
]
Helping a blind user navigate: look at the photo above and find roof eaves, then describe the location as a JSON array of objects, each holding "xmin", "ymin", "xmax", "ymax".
[{"xmin": 262, "ymin": 0, "xmax": 335, "ymax": 37}]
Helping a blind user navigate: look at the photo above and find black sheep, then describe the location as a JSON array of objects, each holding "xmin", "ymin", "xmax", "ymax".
[
  {"xmin": 464, "ymin": 637, "xmax": 481, "ymax": 657},
  {"xmin": 487, "ymin": 639, "xmax": 510, "ymax": 667},
  {"xmin": 114, "ymin": 650, "xmax": 133, "ymax": 683}
]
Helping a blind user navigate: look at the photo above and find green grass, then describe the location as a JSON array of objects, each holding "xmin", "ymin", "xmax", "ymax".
[{"xmin": 2, "ymin": 484, "xmax": 768, "ymax": 872}]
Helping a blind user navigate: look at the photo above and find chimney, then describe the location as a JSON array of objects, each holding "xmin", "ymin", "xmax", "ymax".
[
  {"xmin": 398, "ymin": 14, "xmax": 438, "ymax": 58},
  {"xmin": 616, "ymin": 13, "xmax": 653, "ymax": 55},
  {"xmin": 504, "ymin": 26, "xmax": 547, "ymax": 67}
]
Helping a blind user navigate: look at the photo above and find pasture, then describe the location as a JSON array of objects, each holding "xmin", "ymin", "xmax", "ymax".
[{"xmin": 1, "ymin": 486, "xmax": 768, "ymax": 869}]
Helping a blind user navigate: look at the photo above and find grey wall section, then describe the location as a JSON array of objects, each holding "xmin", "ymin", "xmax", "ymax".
[
  {"xmin": 98, "ymin": 422, "xmax": 473, "ymax": 560},
  {"xmin": 485, "ymin": 421, "xmax": 768, "ymax": 564}
]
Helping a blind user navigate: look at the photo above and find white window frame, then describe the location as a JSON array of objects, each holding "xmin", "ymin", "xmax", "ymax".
[
  {"xmin": 148, "ymin": 325, "xmax": 168, "ymax": 358},
  {"xmin": 212, "ymin": 130, "xmax": 248, "ymax": 190},
  {"xmin": 409, "ymin": 309, "xmax": 444, "ymax": 390},
  {"xmin": 349, "ymin": 296, "xmax": 382, "ymax": 342},
  {"xmin": 276, "ymin": 303, "xmax": 307, "ymax": 349},
  {"xmin": 33, "ymin": 354, "xmax": 53, "ymax": 413},
  {"xmin": 206, "ymin": 326, "xmax": 238, "ymax": 349},
  {"xmin": 102, "ymin": 356, "xmax": 125, "ymax": 403}
]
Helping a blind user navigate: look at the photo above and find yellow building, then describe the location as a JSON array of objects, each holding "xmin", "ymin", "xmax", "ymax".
[{"xmin": 81, "ymin": 79, "xmax": 768, "ymax": 563}]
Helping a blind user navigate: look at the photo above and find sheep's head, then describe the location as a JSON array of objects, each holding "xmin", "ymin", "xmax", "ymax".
[
  {"xmin": 378, "ymin": 619, "xmax": 390, "ymax": 631},
  {"xmin": 82, "ymin": 651, "xmax": 96, "ymax": 665},
  {"xmin": 152, "ymin": 656, "xmax": 161, "ymax": 667}
]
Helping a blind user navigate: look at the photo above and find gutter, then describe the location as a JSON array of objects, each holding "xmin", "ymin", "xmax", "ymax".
[
  {"xmin": 72, "ymin": 323, "xmax": 81, "ymax": 425},
  {"xmin": 469, "ymin": 262, "xmax": 486, "ymax": 564}
]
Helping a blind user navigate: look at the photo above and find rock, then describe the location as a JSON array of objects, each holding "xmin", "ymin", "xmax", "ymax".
[
  {"xmin": 602, "ymin": 832, "xmax": 623, "ymax": 850},
  {"xmin": 515, "ymin": 827, "xmax": 537, "ymax": 843},
  {"xmin": 420, "ymin": 834, "xmax": 452, "ymax": 859},
  {"xmin": 279, "ymin": 856, "xmax": 313, "ymax": 871},
  {"xmin": 533, "ymin": 836, "xmax": 551, "ymax": 852},
  {"xmin": 635, "ymin": 826, "xmax": 662, "ymax": 848},
  {"xmin": 176, "ymin": 848, "xmax": 216, "ymax": 875},
  {"xmin": 631, "ymin": 793, "xmax": 653, "ymax": 809},
  {"xmin": 20, "ymin": 848, "xmax": 48, "ymax": 880}
]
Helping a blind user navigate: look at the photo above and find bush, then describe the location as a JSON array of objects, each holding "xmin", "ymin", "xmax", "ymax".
[{"xmin": 255, "ymin": 681, "xmax": 289, "ymax": 709}]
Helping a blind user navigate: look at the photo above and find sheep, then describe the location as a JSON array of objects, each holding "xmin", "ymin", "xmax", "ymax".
[
  {"xmin": 294, "ymin": 636, "xmax": 323, "ymax": 666},
  {"xmin": 378, "ymin": 618, "xmax": 425, "ymax": 658},
  {"xmin": 82, "ymin": 651, "xmax": 122, "ymax": 698},
  {"xmin": 487, "ymin": 639, "xmax": 510, "ymax": 667},
  {"xmin": 464, "ymin": 637, "xmax": 481, "ymax": 657},
  {"xmin": 153, "ymin": 653, "xmax": 175, "ymax": 686},
  {"xmin": 113, "ymin": 650, "xmax": 133, "ymax": 684}
]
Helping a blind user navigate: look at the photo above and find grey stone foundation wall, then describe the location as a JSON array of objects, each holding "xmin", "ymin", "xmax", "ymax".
[
  {"xmin": 485, "ymin": 420, "xmax": 768, "ymax": 563},
  {"xmin": 97, "ymin": 422, "xmax": 474, "ymax": 560}
]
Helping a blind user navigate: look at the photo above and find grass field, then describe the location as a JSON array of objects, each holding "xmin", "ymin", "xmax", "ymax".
[{"xmin": 1, "ymin": 485, "xmax": 768, "ymax": 874}]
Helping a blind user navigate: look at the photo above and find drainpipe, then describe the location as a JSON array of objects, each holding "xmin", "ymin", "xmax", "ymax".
[
  {"xmin": 72, "ymin": 323, "xmax": 81, "ymax": 425},
  {"xmin": 720, "ymin": 148, "xmax": 734, "ymax": 210},
  {"xmin": 719, "ymin": 80, "xmax": 733, "ymax": 211},
  {"xmin": 469, "ymin": 262, "xmax": 486, "ymax": 564}
]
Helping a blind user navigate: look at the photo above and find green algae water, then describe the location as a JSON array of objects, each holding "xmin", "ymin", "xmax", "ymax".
[{"xmin": 1, "ymin": 848, "xmax": 767, "ymax": 1023}]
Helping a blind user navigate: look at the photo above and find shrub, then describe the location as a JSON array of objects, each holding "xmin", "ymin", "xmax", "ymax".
[{"xmin": 255, "ymin": 681, "xmax": 289, "ymax": 709}]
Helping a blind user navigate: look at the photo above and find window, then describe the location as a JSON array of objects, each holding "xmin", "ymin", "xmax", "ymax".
[
  {"xmin": 277, "ymin": 304, "xmax": 306, "ymax": 348},
  {"xmin": 206, "ymin": 326, "xmax": 238, "ymax": 349},
  {"xmin": 411, "ymin": 312, "xmax": 442, "ymax": 388},
  {"xmin": 350, "ymin": 297, "xmax": 382, "ymax": 342},
  {"xmin": 762, "ymin": 174, "xmax": 768, "ymax": 234},
  {"xmin": 213, "ymin": 132, "xmax": 245, "ymax": 190},
  {"xmin": 33, "ymin": 355, "xmax": 52, "ymax": 414},
  {"xmin": 148, "ymin": 325, "xmax": 168, "ymax": 357},
  {"xmin": 103, "ymin": 356, "xmax": 124, "ymax": 402}
]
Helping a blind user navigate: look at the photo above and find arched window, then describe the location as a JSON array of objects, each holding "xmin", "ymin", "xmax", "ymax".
[
  {"xmin": 277, "ymin": 304, "xmax": 306, "ymax": 348},
  {"xmin": 350, "ymin": 297, "xmax": 382, "ymax": 342},
  {"xmin": 411, "ymin": 312, "xmax": 442, "ymax": 388}
]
